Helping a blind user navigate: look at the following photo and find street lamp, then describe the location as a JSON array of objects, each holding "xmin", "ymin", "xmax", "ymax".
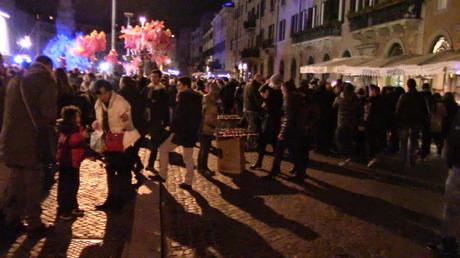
[
  {"xmin": 18, "ymin": 36, "xmax": 32, "ymax": 49},
  {"xmin": 139, "ymin": 16, "xmax": 146, "ymax": 27},
  {"xmin": 111, "ymin": 0, "xmax": 117, "ymax": 50}
]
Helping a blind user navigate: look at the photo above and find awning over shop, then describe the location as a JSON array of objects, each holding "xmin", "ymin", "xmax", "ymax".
[
  {"xmin": 300, "ymin": 51, "xmax": 460, "ymax": 76},
  {"xmin": 300, "ymin": 57, "xmax": 373, "ymax": 74}
]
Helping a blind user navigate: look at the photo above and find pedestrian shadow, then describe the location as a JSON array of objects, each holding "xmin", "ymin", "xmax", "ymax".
[
  {"xmin": 303, "ymin": 176, "xmax": 441, "ymax": 246},
  {"xmin": 78, "ymin": 203, "xmax": 135, "ymax": 258},
  {"xmin": 168, "ymin": 152, "xmax": 186, "ymax": 167},
  {"xmin": 202, "ymin": 171, "xmax": 320, "ymax": 242},
  {"xmin": 36, "ymin": 217, "xmax": 74, "ymax": 257},
  {"xmin": 162, "ymin": 188, "xmax": 285, "ymax": 258},
  {"xmin": 308, "ymin": 159, "xmax": 444, "ymax": 193}
]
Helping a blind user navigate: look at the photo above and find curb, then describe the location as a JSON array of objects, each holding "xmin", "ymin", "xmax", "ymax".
[{"xmin": 122, "ymin": 179, "xmax": 162, "ymax": 258}]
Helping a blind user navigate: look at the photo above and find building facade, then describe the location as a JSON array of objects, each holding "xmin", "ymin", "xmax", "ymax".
[{"xmin": 181, "ymin": 0, "xmax": 460, "ymax": 89}]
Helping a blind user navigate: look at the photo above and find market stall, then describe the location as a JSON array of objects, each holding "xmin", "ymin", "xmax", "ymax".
[{"xmin": 214, "ymin": 128, "xmax": 257, "ymax": 174}]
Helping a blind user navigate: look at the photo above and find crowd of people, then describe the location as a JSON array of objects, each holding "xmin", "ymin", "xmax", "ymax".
[{"xmin": 1, "ymin": 53, "xmax": 460, "ymax": 255}]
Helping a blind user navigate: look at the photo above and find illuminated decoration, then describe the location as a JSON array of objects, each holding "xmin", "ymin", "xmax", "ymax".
[
  {"xmin": 17, "ymin": 36, "xmax": 32, "ymax": 49},
  {"xmin": 120, "ymin": 20, "xmax": 174, "ymax": 66},
  {"xmin": 98, "ymin": 62, "xmax": 111, "ymax": 72},
  {"xmin": 0, "ymin": 9, "xmax": 10, "ymax": 56},
  {"xmin": 432, "ymin": 36, "xmax": 451, "ymax": 54},
  {"xmin": 43, "ymin": 34, "xmax": 91, "ymax": 71},
  {"xmin": 43, "ymin": 0, "xmax": 92, "ymax": 70},
  {"xmin": 104, "ymin": 49, "xmax": 119, "ymax": 64},
  {"xmin": 71, "ymin": 30, "xmax": 106, "ymax": 58},
  {"xmin": 14, "ymin": 54, "xmax": 32, "ymax": 64},
  {"xmin": 167, "ymin": 69, "xmax": 180, "ymax": 76}
]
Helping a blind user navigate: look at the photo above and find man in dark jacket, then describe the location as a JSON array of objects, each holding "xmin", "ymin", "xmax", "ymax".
[
  {"xmin": 1, "ymin": 56, "xmax": 57, "ymax": 234},
  {"xmin": 265, "ymin": 80, "xmax": 308, "ymax": 182},
  {"xmin": 243, "ymin": 74, "xmax": 264, "ymax": 148},
  {"xmin": 362, "ymin": 85, "xmax": 385, "ymax": 167},
  {"xmin": 158, "ymin": 77, "xmax": 202, "ymax": 188},
  {"xmin": 220, "ymin": 79, "xmax": 237, "ymax": 114},
  {"xmin": 144, "ymin": 70, "xmax": 170, "ymax": 171},
  {"xmin": 420, "ymin": 83, "xmax": 434, "ymax": 160},
  {"xmin": 395, "ymin": 79, "xmax": 427, "ymax": 166},
  {"xmin": 250, "ymin": 83, "xmax": 283, "ymax": 169}
]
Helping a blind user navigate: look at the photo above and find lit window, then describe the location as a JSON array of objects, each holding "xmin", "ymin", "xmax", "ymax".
[
  {"xmin": 432, "ymin": 36, "xmax": 451, "ymax": 53},
  {"xmin": 438, "ymin": 0, "xmax": 447, "ymax": 10}
]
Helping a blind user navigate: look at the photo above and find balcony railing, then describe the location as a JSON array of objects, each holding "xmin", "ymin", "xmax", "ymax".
[
  {"xmin": 240, "ymin": 48, "xmax": 260, "ymax": 59},
  {"xmin": 262, "ymin": 39, "xmax": 274, "ymax": 49},
  {"xmin": 348, "ymin": 0, "xmax": 423, "ymax": 31},
  {"xmin": 291, "ymin": 21, "xmax": 342, "ymax": 44}
]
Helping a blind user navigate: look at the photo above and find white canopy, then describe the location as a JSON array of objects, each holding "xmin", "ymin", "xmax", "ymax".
[{"xmin": 300, "ymin": 51, "xmax": 460, "ymax": 76}]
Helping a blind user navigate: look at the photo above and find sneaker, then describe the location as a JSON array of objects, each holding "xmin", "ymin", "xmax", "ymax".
[
  {"xmin": 71, "ymin": 209, "xmax": 85, "ymax": 217},
  {"xmin": 367, "ymin": 158, "xmax": 377, "ymax": 168},
  {"xmin": 58, "ymin": 213, "xmax": 73, "ymax": 221},
  {"xmin": 338, "ymin": 158, "xmax": 351, "ymax": 167}
]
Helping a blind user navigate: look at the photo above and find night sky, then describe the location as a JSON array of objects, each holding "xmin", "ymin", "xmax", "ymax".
[{"xmin": 15, "ymin": 0, "xmax": 227, "ymax": 32}]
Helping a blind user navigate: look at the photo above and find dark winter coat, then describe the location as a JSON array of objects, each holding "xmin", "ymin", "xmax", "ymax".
[
  {"xmin": 171, "ymin": 88, "xmax": 203, "ymax": 147},
  {"xmin": 279, "ymin": 91, "xmax": 307, "ymax": 139},
  {"xmin": 363, "ymin": 95, "xmax": 384, "ymax": 131},
  {"xmin": 120, "ymin": 84, "xmax": 144, "ymax": 132},
  {"xmin": 261, "ymin": 87, "xmax": 283, "ymax": 138},
  {"xmin": 0, "ymin": 63, "xmax": 57, "ymax": 169},
  {"xmin": 243, "ymin": 80, "xmax": 263, "ymax": 113},
  {"xmin": 333, "ymin": 93, "xmax": 359, "ymax": 129},
  {"xmin": 395, "ymin": 90, "xmax": 428, "ymax": 127},
  {"xmin": 143, "ymin": 85, "xmax": 170, "ymax": 138}
]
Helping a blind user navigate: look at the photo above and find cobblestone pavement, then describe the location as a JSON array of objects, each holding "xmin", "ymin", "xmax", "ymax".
[
  {"xmin": 0, "ymin": 157, "xmax": 136, "ymax": 258},
  {"xmin": 162, "ymin": 148, "xmax": 445, "ymax": 258}
]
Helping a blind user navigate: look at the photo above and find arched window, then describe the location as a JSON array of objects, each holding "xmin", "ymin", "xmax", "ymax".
[
  {"xmin": 307, "ymin": 56, "xmax": 314, "ymax": 65},
  {"xmin": 323, "ymin": 54, "xmax": 331, "ymax": 62},
  {"xmin": 432, "ymin": 36, "xmax": 451, "ymax": 54},
  {"xmin": 290, "ymin": 58, "xmax": 297, "ymax": 80},
  {"xmin": 387, "ymin": 43, "xmax": 404, "ymax": 57},
  {"xmin": 279, "ymin": 60, "xmax": 285, "ymax": 77},
  {"xmin": 342, "ymin": 50, "xmax": 351, "ymax": 58}
]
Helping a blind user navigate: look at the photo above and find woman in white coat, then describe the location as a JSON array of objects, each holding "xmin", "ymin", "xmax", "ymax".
[{"xmin": 93, "ymin": 79, "xmax": 140, "ymax": 211}]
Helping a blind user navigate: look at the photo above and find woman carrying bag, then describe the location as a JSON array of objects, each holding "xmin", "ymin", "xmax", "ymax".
[{"xmin": 93, "ymin": 79, "xmax": 140, "ymax": 212}]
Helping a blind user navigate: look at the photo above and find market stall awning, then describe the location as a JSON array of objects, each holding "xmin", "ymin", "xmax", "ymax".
[{"xmin": 300, "ymin": 56, "xmax": 373, "ymax": 74}]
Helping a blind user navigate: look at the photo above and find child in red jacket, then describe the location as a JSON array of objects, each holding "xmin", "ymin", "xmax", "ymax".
[{"xmin": 56, "ymin": 106, "xmax": 87, "ymax": 220}]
